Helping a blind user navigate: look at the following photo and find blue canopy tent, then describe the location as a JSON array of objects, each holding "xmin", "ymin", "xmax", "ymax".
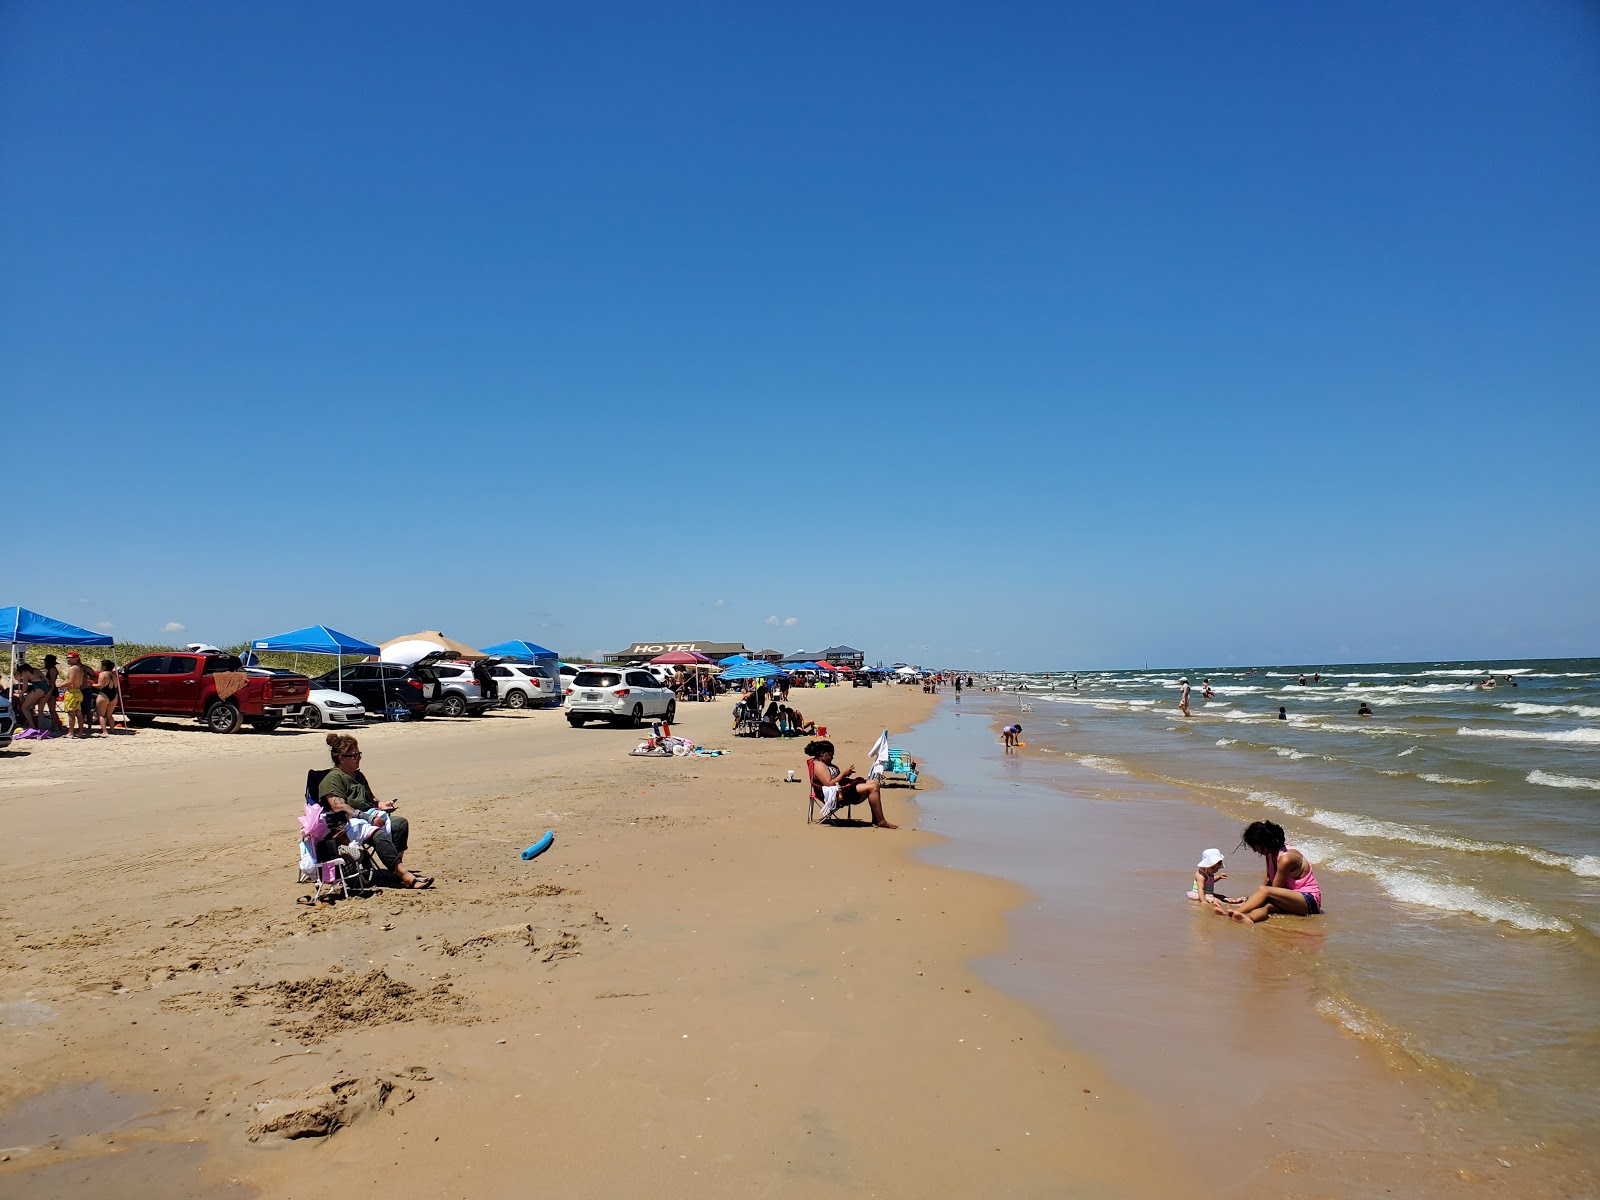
[
  {"xmin": 3, "ymin": 605, "xmax": 118, "ymax": 727},
  {"xmin": 721, "ymin": 660, "xmax": 785, "ymax": 680},
  {"xmin": 718, "ymin": 654, "xmax": 752, "ymax": 667},
  {"xmin": 482, "ymin": 640, "xmax": 563, "ymax": 707},
  {"xmin": 250, "ymin": 624, "xmax": 382, "ymax": 717}
]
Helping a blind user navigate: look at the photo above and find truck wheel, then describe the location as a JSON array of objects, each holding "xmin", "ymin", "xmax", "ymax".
[
  {"xmin": 567, "ymin": 714, "xmax": 586, "ymax": 728},
  {"xmin": 441, "ymin": 693, "xmax": 468, "ymax": 718},
  {"xmin": 504, "ymin": 689, "xmax": 529, "ymax": 710},
  {"xmin": 300, "ymin": 706, "xmax": 323, "ymax": 729},
  {"xmin": 248, "ymin": 717, "xmax": 283, "ymax": 734},
  {"xmin": 206, "ymin": 701, "xmax": 242, "ymax": 734},
  {"xmin": 664, "ymin": 701, "xmax": 676, "ymax": 724}
]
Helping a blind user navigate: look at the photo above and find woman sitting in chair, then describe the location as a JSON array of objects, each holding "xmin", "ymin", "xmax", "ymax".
[
  {"xmin": 317, "ymin": 733, "xmax": 433, "ymax": 889},
  {"xmin": 806, "ymin": 739, "xmax": 897, "ymax": 828}
]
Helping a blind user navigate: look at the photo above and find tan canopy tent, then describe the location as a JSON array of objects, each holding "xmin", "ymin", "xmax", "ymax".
[{"xmin": 378, "ymin": 630, "xmax": 488, "ymax": 661}]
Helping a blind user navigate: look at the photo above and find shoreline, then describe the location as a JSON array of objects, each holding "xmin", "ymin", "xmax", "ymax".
[
  {"xmin": 0, "ymin": 686, "xmax": 1186, "ymax": 1197},
  {"xmin": 909, "ymin": 694, "xmax": 1596, "ymax": 1197}
]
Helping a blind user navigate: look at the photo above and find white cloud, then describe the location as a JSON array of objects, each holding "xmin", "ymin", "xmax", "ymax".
[
  {"xmin": 764, "ymin": 615, "xmax": 780, "ymax": 626},
  {"xmin": 93, "ymin": 621, "xmax": 115, "ymax": 632},
  {"xmin": 713, "ymin": 598, "xmax": 725, "ymax": 608},
  {"xmin": 162, "ymin": 621, "xmax": 187, "ymax": 634},
  {"xmin": 783, "ymin": 617, "xmax": 799, "ymax": 627}
]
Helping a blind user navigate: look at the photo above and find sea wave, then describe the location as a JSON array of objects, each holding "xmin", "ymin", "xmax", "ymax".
[
  {"xmin": 1301, "ymin": 811, "xmax": 1600, "ymax": 879},
  {"xmin": 1215, "ymin": 738, "xmax": 1238, "ymax": 746},
  {"xmin": 1527, "ymin": 770, "xmax": 1600, "ymax": 791},
  {"xmin": 1500, "ymin": 702, "xmax": 1600, "ymax": 719},
  {"xmin": 1418, "ymin": 773, "xmax": 1487, "ymax": 786},
  {"xmin": 1397, "ymin": 747, "xmax": 1417, "ymax": 757},
  {"xmin": 1246, "ymin": 789, "xmax": 1309, "ymax": 816},
  {"xmin": 1299, "ymin": 841, "xmax": 1573, "ymax": 932},
  {"xmin": 1270, "ymin": 746, "xmax": 1333, "ymax": 762},
  {"xmin": 1075, "ymin": 755, "xmax": 1131, "ymax": 775},
  {"xmin": 1458, "ymin": 726, "xmax": 1600, "ymax": 745}
]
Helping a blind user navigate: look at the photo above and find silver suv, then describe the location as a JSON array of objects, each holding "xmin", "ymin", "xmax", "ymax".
[
  {"xmin": 566, "ymin": 667, "xmax": 676, "ymax": 728},
  {"xmin": 427, "ymin": 662, "xmax": 495, "ymax": 717},
  {"xmin": 492, "ymin": 663, "xmax": 558, "ymax": 709}
]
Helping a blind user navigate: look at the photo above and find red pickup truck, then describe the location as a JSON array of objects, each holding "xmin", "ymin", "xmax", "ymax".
[{"xmin": 118, "ymin": 652, "xmax": 310, "ymax": 733}]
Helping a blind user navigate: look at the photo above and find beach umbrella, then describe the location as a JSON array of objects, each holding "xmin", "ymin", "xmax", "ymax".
[
  {"xmin": 718, "ymin": 654, "xmax": 751, "ymax": 666},
  {"xmin": 649, "ymin": 650, "xmax": 713, "ymax": 665}
]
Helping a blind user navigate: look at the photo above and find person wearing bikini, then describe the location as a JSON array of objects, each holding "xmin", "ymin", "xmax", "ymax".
[{"xmin": 1211, "ymin": 820, "xmax": 1322, "ymax": 924}]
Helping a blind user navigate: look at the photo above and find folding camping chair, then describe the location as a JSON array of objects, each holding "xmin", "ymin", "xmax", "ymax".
[
  {"xmin": 806, "ymin": 757, "xmax": 865, "ymax": 824},
  {"xmin": 298, "ymin": 768, "xmax": 375, "ymax": 898},
  {"xmin": 732, "ymin": 701, "xmax": 762, "ymax": 738}
]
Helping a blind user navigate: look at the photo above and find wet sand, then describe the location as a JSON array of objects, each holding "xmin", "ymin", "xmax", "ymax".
[
  {"xmin": 0, "ymin": 686, "xmax": 1184, "ymax": 1198},
  {"xmin": 908, "ymin": 696, "xmax": 1596, "ymax": 1198}
]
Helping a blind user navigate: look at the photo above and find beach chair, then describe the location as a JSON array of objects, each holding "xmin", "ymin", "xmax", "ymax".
[
  {"xmin": 300, "ymin": 768, "xmax": 374, "ymax": 896},
  {"xmin": 806, "ymin": 757, "xmax": 864, "ymax": 825},
  {"xmin": 868, "ymin": 730, "xmax": 918, "ymax": 788},
  {"xmin": 731, "ymin": 701, "xmax": 761, "ymax": 738},
  {"xmin": 884, "ymin": 749, "xmax": 919, "ymax": 787}
]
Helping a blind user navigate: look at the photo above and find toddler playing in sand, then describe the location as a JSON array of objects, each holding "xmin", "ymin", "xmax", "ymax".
[{"xmin": 1187, "ymin": 848, "xmax": 1228, "ymax": 901}]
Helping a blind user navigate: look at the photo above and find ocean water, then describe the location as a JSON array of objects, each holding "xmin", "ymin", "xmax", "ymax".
[{"xmin": 970, "ymin": 657, "xmax": 1600, "ymax": 1172}]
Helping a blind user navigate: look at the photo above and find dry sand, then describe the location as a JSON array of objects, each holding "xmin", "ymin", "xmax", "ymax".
[{"xmin": 0, "ymin": 686, "xmax": 1185, "ymax": 1198}]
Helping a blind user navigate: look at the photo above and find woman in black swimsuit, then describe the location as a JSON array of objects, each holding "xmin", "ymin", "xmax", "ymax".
[
  {"xmin": 806, "ymin": 739, "xmax": 897, "ymax": 828},
  {"xmin": 94, "ymin": 660, "xmax": 119, "ymax": 735}
]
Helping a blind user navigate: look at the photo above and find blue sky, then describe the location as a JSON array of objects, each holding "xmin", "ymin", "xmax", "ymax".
[{"xmin": 3, "ymin": 1, "xmax": 1596, "ymax": 668}]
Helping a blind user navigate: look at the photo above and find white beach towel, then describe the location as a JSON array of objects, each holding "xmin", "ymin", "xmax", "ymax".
[
  {"xmin": 818, "ymin": 785, "xmax": 841, "ymax": 819},
  {"xmin": 868, "ymin": 730, "xmax": 890, "ymax": 779}
]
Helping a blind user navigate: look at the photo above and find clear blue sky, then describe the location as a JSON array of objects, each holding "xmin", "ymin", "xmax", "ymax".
[{"xmin": 3, "ymin": 1, "xmax": 1596, "ymax": 669}]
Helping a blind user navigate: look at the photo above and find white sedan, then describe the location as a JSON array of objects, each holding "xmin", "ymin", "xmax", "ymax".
[{"xmin": 299, "ymin": 685, "xmax": 367, "ymax": 728}]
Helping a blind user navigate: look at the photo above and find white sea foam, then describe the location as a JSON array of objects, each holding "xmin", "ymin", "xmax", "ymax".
[
  {"xmin": 1305, "ymin": 722, "xmax": 1416, "ymax": 736},
  {"xmin": 1271, "ymin": 746, "xmax": 1325, "ymax": 761},
  {"xmin": 1458, "ymin": 726, "xmax": 1600, "ymax": 745},
  {"xmin": 1301, "ymin": 811, "xmax": 1600, "ymax": 878},
  {"xmin": 1246, "ymin": 789, "xmax": 1308, "ymax": 816},
  {"xmin": 1075, "ymin": 755, "xmax": 1131, "ymax": 776},
  {"xmin": 1299, "ymin": 841, "xmax": 1573, "ymax": 932},
  {"xmin": 1419, "ymin": 773, "xmax": 1487, "ymax": 786},
  {"xmin": 1500, "ymin": 702, "xmax": 1600, "ymax": 719},
  {"xmin": 1527, "ymin": 769, "xmax": 1600, "ymax": 791},
  {"xmin": 1397, "ymin": 746, "xmax": 1417, "ymax": 757},
  {"xmin": 1215, "ymin": 738, "xmax": 1238, "ymax": 746}
]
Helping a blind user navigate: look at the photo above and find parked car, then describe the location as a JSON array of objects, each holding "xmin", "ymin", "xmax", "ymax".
[
  {"xmin": 565, "ymin": 667, "xmax": 676, "ymax": 728},
  {"xmin": 492, "ymin": 663, "xmax": 558, "ymax": 709},
  {"xmin": 119, "ymin": 652, "xmax": 310, "ymax": 733},
  {"xmin": 559, "ymin": 663, "xmax": 584, "ymax": 695},
  {"xmin": 426, "ymin": 662, "xmax": 497, "ymax": 717},
  {"xmin": 314, "ymin": 662, "xmax": 439, "ymax": 721},
  {"xmin": 298, "ymin": 683, "xmax": 367, "ymax": 728}
]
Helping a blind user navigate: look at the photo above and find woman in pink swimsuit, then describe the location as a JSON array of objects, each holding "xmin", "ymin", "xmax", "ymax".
[{"xmin": 1212, "ymin": 820, "xmax": 1322, "ymax": 924}]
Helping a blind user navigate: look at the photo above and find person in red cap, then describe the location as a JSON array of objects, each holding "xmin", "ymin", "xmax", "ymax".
[{"xmin": 62, "ymin": 652, "xmax": 90, "ymax": 738}]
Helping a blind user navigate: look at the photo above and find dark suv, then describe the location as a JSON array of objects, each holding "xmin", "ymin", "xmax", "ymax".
[{"xmin": 314, "ymin": 662, "xmax": 440, "ymax": 721}]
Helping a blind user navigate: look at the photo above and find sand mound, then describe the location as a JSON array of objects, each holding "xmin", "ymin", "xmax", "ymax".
[
  {"xmin": 249, "ymin": 1075, "xmax": 414, "ymax": 1142},
  {"xmin": 231, "ymin": 969, "xmax": 467, "ymax": 1043}
]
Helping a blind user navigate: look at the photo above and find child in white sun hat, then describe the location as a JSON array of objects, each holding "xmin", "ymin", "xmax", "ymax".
[{"xmin": 1187, "ymin": 848, "xmax": 1229, "ymax": 901}]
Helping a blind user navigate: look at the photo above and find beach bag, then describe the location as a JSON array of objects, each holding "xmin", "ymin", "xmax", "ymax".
[{"xmin": 299, "ymin": 803, "xmax": 329, "ymax": 843}]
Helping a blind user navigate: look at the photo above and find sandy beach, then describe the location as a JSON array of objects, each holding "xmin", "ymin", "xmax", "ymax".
[{"xmin": 0, "ymin": 686, "xmax": 1186, "ymax": 1198}]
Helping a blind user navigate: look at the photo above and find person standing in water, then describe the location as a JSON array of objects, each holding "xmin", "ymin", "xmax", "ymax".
[{"xmin": 1178, "ymin": 678, "xmax": 1191, "ymax": 716}]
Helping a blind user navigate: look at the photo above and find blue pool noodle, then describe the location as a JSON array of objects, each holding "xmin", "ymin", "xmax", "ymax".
[{"xmin": 521, "ymin": 830, "xmax": 555, "ymax": 860}]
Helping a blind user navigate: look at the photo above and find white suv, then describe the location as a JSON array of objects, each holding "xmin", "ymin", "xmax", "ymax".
[
  {"xmin": 566, "ymin": 667, "xmax": 676, "ymax": 728},
  {"xmin": 493, "ymin": 663, "xmax": 558, "ymax": 709}
]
